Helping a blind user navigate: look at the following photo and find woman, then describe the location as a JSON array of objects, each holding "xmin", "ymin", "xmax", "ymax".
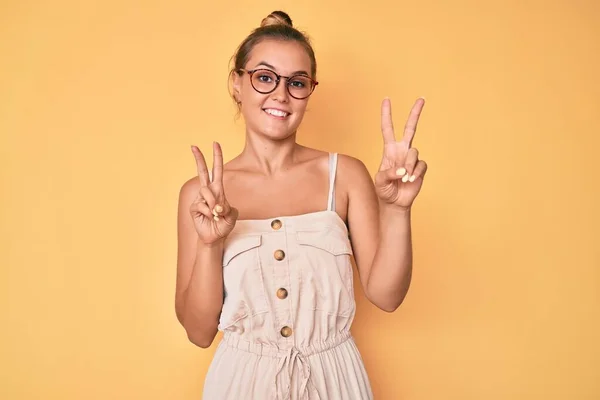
[{"xmin": 175, "ymin": 10, "xmax": 428, "ymax": 400}]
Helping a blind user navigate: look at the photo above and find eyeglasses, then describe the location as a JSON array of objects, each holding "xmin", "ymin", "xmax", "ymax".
[{"xmin": 238, "ymin": 68, "xmax": 318, "ymax": 100}]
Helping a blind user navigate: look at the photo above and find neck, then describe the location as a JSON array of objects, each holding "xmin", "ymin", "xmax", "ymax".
[{"xmin": 240, "ymin": 130, "xmax": 301, "ymax": 176}]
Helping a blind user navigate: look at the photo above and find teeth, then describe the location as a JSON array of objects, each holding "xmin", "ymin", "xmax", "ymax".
[{"xmin": 265, "ymin": 109, "xmax": 288, "ymax": 117}]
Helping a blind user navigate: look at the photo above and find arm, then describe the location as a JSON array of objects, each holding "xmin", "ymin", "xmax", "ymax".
[
  {"xmin": 175, "ymin": 142, "xmax": 239, "ymax": 348},
  {"xmin": 175, "ymin": 178, "xmax": 224, "ymax": 347},
  {"xmin": 368, "ymin": 203, "xmax": 413, "ymax": 311},
  {"xmin": 343, "ymin": 157, "xmax": 413, "ymax": 312},
  {"xmin": 344, "ymin": 97, "xmax": 428, "ymax": 312}
]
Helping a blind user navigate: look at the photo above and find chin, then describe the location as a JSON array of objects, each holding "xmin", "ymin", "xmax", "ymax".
[
  {"xmin": 250, "ymin": 114, "xmax": 301, "ymax": 140},
  {"xmin": 261, "ymin": 126, "xmax": 297, "ymax": 141}
]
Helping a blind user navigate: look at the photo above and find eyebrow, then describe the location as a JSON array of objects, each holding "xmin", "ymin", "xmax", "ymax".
[{"xmin": 254, "ymin": 61, "xmax": 309, "ymax": 76}]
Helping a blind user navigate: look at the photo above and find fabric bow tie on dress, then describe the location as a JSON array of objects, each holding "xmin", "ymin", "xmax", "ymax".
[{"xmin": 271, "ymin": 347, "xmax": 321, "ymax": 400}]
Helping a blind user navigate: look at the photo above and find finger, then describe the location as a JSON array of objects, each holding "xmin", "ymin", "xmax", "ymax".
[
  {"xmin": 403, "ymin": 148, "xmax": 419, "ymax": 183},
  {"xmin": 375, "ymin": 166, "xmax": 406, "ymax": 186},
  {"xmin": 199, "ymin": 186, "xmax": 217, "ymax": 212},
  {"xmin": 195, "ymin": 192, "xmax": 208, "ymax": 204},
  {"xmin": 381, "ymin": 98, "xmax": 395, "ymax": 144},
  {"xmin": 214, "ymin": 198, "xmax": 232, "ymax": 216},
  {"xmin": 221, "ymin": 206, "xmax": 239, "ymax": 226},
  {"xmin": 211, "ymin": 190, "xmax": 230, "ymax": 216},
  {"xmin": 191, "ymin": 145, "xmax": 210, "ymax": 186},
  {"xmin": 402, "ymin": 97, "xmax": 425, "ymax": 147},
  {"xmin": 212, "ymin": 142, "xmax": 224, "ymax": 185},
  {"xmin": 190, "ymin": 200, "xmax": 213, "ymax": 219},
  {"xmin": 214, "ymin": 205, "xmax": 237, "ymax": 239},
  {"xmin": 410, "ymin": 160, "xmax": 428, "ymax": 182}
]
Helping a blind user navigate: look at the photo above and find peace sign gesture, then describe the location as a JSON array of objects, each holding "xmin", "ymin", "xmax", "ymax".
[
  {"xmin": 189, "ymin": 142, "xmax": 239, "ymax": 245},
  {"xmin": 374, "ymin": 98, "xmax": 428, "ymax": 210}
]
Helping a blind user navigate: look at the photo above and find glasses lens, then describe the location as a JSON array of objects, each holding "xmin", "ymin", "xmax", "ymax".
[
  {"xmin": 287, "ymin": 75, "xmax": 313, "ymax": 99},
  {"xmin": 251, "ymin": 69, "xmax": 277, "ymax": 93}
]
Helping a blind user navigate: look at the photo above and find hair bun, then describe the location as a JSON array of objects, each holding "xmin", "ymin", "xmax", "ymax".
[{"xmin": 260, "ymin": 11, "xmax": 293, "ymax": 28}]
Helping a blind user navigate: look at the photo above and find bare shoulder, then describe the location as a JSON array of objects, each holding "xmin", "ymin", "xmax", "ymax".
[
  {"xmin": 179, "ymin": 175, "xmax": 201, "ymax": 199},
  {"xmin": 336, "ymin": 153, "xmax": 374, "ymax": 191},
  {"xmin": 296, "ymin": 145, "xmax": 329, "ymax": 164},
  {"xmin": 337, "ymin": 153, "xmax": 370, "ymax": 172},
  {"xmin": 331, "ymin": 153, "xmax": 377, "ymax": 225}
]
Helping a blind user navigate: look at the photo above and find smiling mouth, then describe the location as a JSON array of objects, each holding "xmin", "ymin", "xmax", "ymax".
[{"xmin": 263, "ymin": 108, "xmax": 290, "ymax": 118}]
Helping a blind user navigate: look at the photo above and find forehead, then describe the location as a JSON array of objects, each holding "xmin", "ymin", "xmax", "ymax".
[{"xmin": 246, "ymin": 39, "xmax": 312, "ymax": 75}]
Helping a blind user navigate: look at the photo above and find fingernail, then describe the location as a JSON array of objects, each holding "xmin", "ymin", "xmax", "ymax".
[
  {"xmin": 396, "ymin": 168, "xmax": 406, "ymax": 176},
  {"xmin": 402, "ymin": 174, "xmax": 410, "ymax": 183},
  {"xmin": 215, "ymin": 205, "xmax": 223, "ymax": 213},
  {"xmin": 213, "ymin": 215, "xmax": 220, "ymax": 221},
  {"xmin": 409, "ymin": 175, "xmax": 416, "ymax": 182},
  {"xmin": 212, "ymin": 209, "xmax": 218, "ymax": 217}
]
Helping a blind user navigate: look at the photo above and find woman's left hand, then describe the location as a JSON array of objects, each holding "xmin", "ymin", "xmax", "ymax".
[{"xmin": 374, "ymin": 97, "xmax": 428, "ymax": 210}]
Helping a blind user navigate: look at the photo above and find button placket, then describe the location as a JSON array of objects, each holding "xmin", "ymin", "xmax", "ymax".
[{"xmin": 271, "ymin": 219, "xmax": 293, "ymax": 342}]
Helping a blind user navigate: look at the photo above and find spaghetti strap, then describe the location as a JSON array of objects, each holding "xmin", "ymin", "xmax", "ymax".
[{"xmin": 327, "ymin": 152, "xmax": 338, "ymax": 212}]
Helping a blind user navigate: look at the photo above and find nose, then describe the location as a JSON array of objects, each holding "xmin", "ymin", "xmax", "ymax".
[{"xmin": 270, "ymin": 79, "xmax": 289, "ymax": 102}]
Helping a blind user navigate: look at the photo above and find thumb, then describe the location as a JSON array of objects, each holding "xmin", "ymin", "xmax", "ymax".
[{"xmin": 222, "ymin": 206, "xmax": 239, "ymax": 226}]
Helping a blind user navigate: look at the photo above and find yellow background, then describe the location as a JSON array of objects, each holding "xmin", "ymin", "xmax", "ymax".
[{"xmin": 2, "ymin": 0, "xmax": 599, "ymax": 399}]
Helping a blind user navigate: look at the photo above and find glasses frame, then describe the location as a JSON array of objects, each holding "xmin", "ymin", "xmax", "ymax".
[{"xmin": 238, "ymin": 68, "xmax": 319, "ymax": 100}]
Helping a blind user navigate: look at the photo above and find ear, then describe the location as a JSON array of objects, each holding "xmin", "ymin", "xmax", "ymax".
[{"xmin": 232, "ymin": 72, "xmax": 242, "ymax": 103}]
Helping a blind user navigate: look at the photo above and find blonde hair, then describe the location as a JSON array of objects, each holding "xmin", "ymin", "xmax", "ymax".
[{"xmin": 228, "ymin": 11, "xmax": 317, "ymax": 109}]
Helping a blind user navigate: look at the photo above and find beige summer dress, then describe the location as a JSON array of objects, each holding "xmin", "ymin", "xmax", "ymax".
[{"xmin": 202, "ymin": 153, "xmax": 374, "ymax": 399}]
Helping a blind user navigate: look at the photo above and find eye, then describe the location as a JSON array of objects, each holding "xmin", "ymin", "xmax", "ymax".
[
  {"xmin": 288, "ymin": 76, "xmax": 309, "ymax": 88},
  {"xmin": 257, "ymin": 73, "xmax": 274, "ymax": 83},
  {"xmin": 289, "ymin": 80, "xmax": 305, "ymax": 88}
]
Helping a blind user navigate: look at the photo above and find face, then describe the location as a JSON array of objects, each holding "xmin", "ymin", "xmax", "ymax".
[{"xmin": 233, "ymin": 39, "xmax": 314, "ymax": 141}]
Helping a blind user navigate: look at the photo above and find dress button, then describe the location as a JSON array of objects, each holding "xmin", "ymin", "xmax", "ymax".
[
  {"xmin": 280, "ymin": 326, "xmax": 293, "ymax": 337},
  {"xmin": 274, "ymin": 249, "xmax": 285, "ymax": 261},
  {"xmin": 276, "ymin": 288, "xmax": 288, "ymax": 299},
  {"xmin": 271, "ymin": 219, "xmax": 282, "ymax": 230}
]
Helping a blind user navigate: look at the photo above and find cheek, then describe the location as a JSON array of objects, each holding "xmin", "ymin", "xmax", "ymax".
[
  {"xmin": 239, "ymin": 92, "xmax": 261, "ymax": 116},
  {"xmin": 292, "ymin": 101, "xmax": 309, "ymax": 117},
  {"xmin": 241, "ymin": 87, "xmax": 266, "ymax": 107},
  {"xmin": 240, "ymin": 98, "xmax": 268, "ymax": 124}
]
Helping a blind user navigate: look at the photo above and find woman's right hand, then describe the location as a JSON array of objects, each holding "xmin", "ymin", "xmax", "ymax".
[{"xmin": 190, "ymin": 142, "xmax": 239, "ymax": 245}]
